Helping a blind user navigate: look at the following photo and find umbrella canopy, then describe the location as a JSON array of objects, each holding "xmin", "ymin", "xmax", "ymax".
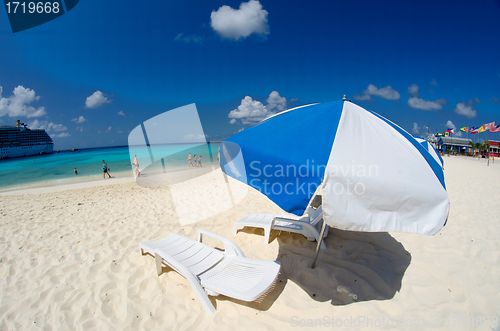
[
  {"xmin": 220, "ymin": 101, "xmax": 449, "ymax": 236},
  {"xmin": 413, "ymin": 136, "xmax": 444, "ymax": 169}
]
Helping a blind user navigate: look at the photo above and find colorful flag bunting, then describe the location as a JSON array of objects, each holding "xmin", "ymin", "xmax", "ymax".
[
  {"xmin": 478, "ymin": 126, "xmax": 486, "ymax": 133},
  {"xmin": 470, "ymin": 127, "xmax": 479, "ymax": 134},
  {"xmin": 483, "ymin": 122, "xmax": 495, "ymax": 131},
  {"xmin": 460, "ymin": 126, "xmax": 469, "ymax": 132}
]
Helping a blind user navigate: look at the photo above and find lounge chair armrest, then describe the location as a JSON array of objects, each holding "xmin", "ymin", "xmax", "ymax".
[
  {"xmin": 306, "ymin": 205, "xmax": 323, "ymax": 223},
  {"xmin": 277, "ymin": 217, "xmax": 326, "ymax": 230},
  {"xmin": 198, "ymin": 229, "xmax": 246, "ymax": 257}
]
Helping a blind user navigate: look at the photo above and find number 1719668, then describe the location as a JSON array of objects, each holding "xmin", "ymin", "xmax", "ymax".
[{"xmin": 5, "ymin": 2, "xmax": 60, "ymax": 14}]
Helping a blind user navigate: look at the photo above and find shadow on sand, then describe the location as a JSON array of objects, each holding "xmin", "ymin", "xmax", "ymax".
[{"xmin": 271, "ymin": 228, "xmax": 411, "ymax": 305}]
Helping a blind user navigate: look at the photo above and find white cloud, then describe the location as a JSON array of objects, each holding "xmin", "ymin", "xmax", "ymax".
[
  {"xmin": 117, "ymin": 111, "xmax": 125, "ymax": 116},
  {"xmin": 85, "ymin": 91, "xmax": 111, "ymax": 109},
  {"xmin": 75, "ymin": 126, "xmax": 84, "ymax": 132},
  {"xmin": 352, "ymin": 84, "xmax": 401, "ymax": 101},
  {"xmin": 407, "ymin": 97, "xmax": 447, "ymax": 111},
  {"xmin": 106, "ymin": 126, "xmax": 112, "ymax": 132},
  {"xmin": 53, "ymin": 132, "xmax": 70, "ymax": 138},
  {"xmin": 211, "ymin": 0, "xmax": 269, "ymax": 41},
  {"xmin": 0, "ymin": 85, "xmax": 47, "ymax": 118},
  {"xmin": 474, "ymin": 97, "xmax": 481, "ymax": 104},
  {"xmin": 228, "ymin": 91, "xmax": 288, "ymax": 125},
  {"xmin": 351, "ymin": 93, "xmax": 371, "ymax": 101},
  {"xmin": 228, "ymin": 96, "xmax": 268, "ymax": 124},
  {"xmin": 453, "ymin": 101, "xmax": 477, "ymax": 118},
  {"xmin": 71, "ymin": 115, "xmax": 87, "ymax": 124},
  {"xmin": 412, "ymin": 123, "xmax": 421, "ymax": 135},
  {"xmin": 446, "ymin": 120, "xmax": 455, "ymax": 131},
  {"xmin": 266, "ymin": 91, "xmax": 287, "ymax": 111},
  {"xmin": 431, "ymin": 78, "xmax": 439, "ymax": 86},
  {"xmin": 407, "ymin": 84, "xmax": 420, "ymax": 97},
  {"xmin": 29, "ymin": 119, "xmax": 67, "ymax": 132}
]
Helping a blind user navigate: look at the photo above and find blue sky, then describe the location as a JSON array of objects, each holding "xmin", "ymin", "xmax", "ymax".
[{"xmin": 1, "ymin": 0, "xmax": 500, "ymax": 149}]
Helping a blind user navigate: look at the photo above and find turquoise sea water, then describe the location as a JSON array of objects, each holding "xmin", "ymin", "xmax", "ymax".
[{"xmin": 0, "ymin": 143, "xmax": 221, "ymax": 190}]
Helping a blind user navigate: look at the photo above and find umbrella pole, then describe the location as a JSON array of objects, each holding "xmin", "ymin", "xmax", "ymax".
[{"xmin": 310, "ymin": 220, "xmax": 328, "ymax": 269}]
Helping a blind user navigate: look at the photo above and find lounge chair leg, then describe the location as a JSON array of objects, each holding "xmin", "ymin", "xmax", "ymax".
[
  {"xmin": 233, "ymin": 224, "xmax": 239, "ymax": 235},
  {"xmin": 190, "ymin": 284, "xmax": 217, "ymax": 314},
  {"xmin": 155, "ymin": 253, "xmax": 163, "ymax": 276},
  {"xmin": 265, "ymin": 228, "xmax": 271, "ymax": 244}
]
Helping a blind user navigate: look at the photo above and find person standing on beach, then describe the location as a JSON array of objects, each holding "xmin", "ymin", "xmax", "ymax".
[
  {"xmin": 74, "ymin": 168, "xmax": 78, "ymax": 175},
  {"xmin": 188, "ymin": 153, "xmax": 193, "ymax": 167},
  {"xmin": 102, "ymin": 160, "xmax": 111, "ymax": 179},
  {"xmin": 106, "ymin": 163, "xmax": 111, "ymax": 176},
  {"xmin": 197, "ymin": 155, "xmax": 202, "ymax": 167},
  {"xmin": 133, "ymin": 154, "xmax": 140, "ymax": 178},
  {"xmin": 192, "ymin": 154, "xmax": 197, "ymax": 167}
]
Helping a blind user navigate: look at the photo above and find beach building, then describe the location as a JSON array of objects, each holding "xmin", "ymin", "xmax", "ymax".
[
  {"xmin": 437, "ymin": 137, "xmax": 472, "ymax": 155},
  {"xmin": 487, "ymin": 140, "xmax": 499, "ymax": 157}
]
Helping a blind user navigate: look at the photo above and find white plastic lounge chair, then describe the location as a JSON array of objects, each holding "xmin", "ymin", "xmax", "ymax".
[
  {"xmin": 233, "ymin": 205, "xmax": 329, "ymax": 249},
  {"xmin": 139, "ymin": 229, "xmax": 281, "ymax": 314}
]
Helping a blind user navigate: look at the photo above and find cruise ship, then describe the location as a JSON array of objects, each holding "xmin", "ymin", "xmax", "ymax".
[{"xmin": 0, "ymin": 121, "xmax": 54, "ymax": 159}]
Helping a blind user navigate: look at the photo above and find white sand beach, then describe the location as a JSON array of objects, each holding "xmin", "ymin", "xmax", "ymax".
[{"xmin": 0, "ymin": 155, "xmax": 499, "ymax": 330}]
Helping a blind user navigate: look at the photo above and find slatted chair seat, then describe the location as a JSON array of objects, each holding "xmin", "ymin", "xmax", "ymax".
[{"xmin": 140, "ymin": 230, "xmax": 281, "ymax": 313}]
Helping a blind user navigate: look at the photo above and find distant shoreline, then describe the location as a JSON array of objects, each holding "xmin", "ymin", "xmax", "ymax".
[
  {"xmin": 53, "ymin": 141, "xmax": 223, "ymax": 154},
  {"xmin": 0, "ymin": 161, "xmax": 221, "ymax": 195},
  {"xmin": 0, "ymin": 170, "xmax": 134, "ymax": 195}
]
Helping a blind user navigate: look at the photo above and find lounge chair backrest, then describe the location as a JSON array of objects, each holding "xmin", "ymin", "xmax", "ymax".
[
  {"xmin": 162, "ymin": 234, "xmax": 225, "ymax": 276},
  {"xmin": 306, "ymin": 205, "xmax": 323, "ymax": 225}
]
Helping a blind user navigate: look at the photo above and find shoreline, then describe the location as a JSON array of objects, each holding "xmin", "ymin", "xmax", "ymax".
[
  {"xmin": 0, "ymin": 170, "xmax": 135, "ymax": 195},
  {"xmin": 0, "ymin": 162, "xmax": 220, "ymax": 195}
]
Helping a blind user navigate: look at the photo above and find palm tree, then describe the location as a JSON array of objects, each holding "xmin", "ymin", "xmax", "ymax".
[
  {"xmin": 481, "ymin": 141, "xmax": 491, "ymax": 157},
  {"xmin": 469, "ymin": 141, "xmax": 480, "ymax": 156}
]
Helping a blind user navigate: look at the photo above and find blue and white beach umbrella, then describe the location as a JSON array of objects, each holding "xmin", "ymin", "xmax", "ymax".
[
  {"xmin": 413, "ymin": 136, "xmax": 444, "ymax": 169},
  {"xmin": 220, "ymin": 101, "xmax": 449, "ymax": 236}
]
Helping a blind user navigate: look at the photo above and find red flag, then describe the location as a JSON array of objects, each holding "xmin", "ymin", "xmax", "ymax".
[{"xmin": 489, "ymin": 124, "xmax": 500, "ymax": 133}]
